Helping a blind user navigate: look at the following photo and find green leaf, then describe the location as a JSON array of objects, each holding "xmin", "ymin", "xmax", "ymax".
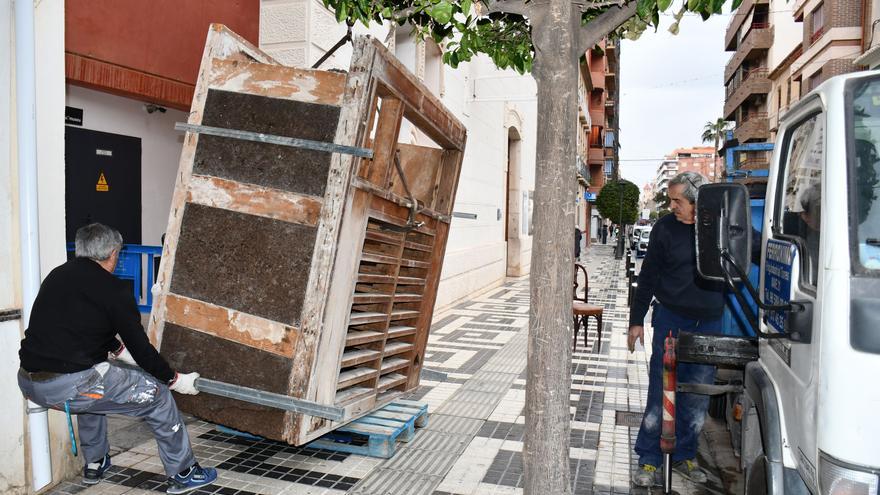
[
  {"xmin": 657, "ymin": 0, "xmax": 673, "ymax": 12},
  {"xmin": 461, "ymin": 0, "xmax": 473, "ymax": 16},
  {"xmin": 731, "ymin": 0, "xmax": 744, "ymax": 9},
  {"xmin": 427, "ymin": 1, "xmax": 454, "ymax": 24},
  {"xmin": 335, "ymin": 2, "xmax": 347, "ymax": 22},
  {"xmin": 636, "ymin": 0, "xmax": 654, "ymax": 19},
  {"xmin": 687, "ymin": 0, "xmax": 700, "ymax": 10}
]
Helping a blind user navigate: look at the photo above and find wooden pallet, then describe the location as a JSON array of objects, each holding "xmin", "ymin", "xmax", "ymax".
[{"xmin": 306, "ymin": 399, "xmax": 428, "ymax": 458}]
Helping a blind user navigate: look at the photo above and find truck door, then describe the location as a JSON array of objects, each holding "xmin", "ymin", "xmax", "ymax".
[{"xmin": 762, "ymin": 100, "xmax": 824, "ymax": 489}]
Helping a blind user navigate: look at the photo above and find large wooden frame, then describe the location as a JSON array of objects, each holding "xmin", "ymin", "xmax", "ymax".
[{"xmin": 147, "ymin": 25, "xmax": 466, "ymax": 445}]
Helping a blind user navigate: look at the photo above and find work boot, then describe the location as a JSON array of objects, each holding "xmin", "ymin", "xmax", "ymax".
[
  {"xmin": 166, "ymin": 463, "xmax": 218, "ymax": 494},
  {"xmin": 633, "ymin": 464, "xmax": 660, "ymax": 487},
  {"xmin": 82, "ymin": 453, "xmax": 112, "ymax": 485},
  {"xmin": 673, "ymin": 459, "xmax": 708, "ymax": 483}
]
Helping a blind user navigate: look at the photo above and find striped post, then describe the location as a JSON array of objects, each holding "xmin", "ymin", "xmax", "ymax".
[{"xmin": 661, "ymin": 330, "xmax": 678, "ymax": 494}]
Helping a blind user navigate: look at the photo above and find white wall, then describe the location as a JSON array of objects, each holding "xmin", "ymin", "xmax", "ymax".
[
  {"xmin": 768, "ymin": 0, "xmax": 802, "ymax": 73},
  {"xmin": 66, "ymin": 86, "xmax": 187, "ymax": 246}
]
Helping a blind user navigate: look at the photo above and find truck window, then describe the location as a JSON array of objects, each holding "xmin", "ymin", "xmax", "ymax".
[
  {"xmin": 848, "ymin": 77, "xmax": 880, "ymax": 273},
  {"xmin": 777, "ymin": 113, "xmax": 823, "ymax": 288}
]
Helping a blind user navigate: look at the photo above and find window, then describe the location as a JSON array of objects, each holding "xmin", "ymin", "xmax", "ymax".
[
  {"xmin": 777, "ymin": 112, "xmax": 824, "ymax": 287},
  {"xmin": 847, "ymin": 76, "xmax": 880, "ymax": 274},
  {"xmin": 808, "ymin": 71, "xmax": 823, "ymax": 92},
  {"xmin": 604, "ymin": 159, "xmax": 613, "ymax": 175},
  {"xmin": 810, "ymin": 3, "xmax": 825, "ymax": 43}
]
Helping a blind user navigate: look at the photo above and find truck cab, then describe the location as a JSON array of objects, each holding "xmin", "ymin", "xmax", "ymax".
[{"xmin": 697, "ymin": 70, "xmax": 880, "ymax": 494}]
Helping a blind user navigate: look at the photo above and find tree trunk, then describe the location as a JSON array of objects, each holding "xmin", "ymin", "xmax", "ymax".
[{"xmin": 523, "ymin": 2, "xmax": 578, "ymax": 493}]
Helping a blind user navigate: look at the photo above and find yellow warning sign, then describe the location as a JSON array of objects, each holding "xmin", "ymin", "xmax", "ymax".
[{"xmin": 96, "ymin": 172, "xmax": 109, "ymax": 192}]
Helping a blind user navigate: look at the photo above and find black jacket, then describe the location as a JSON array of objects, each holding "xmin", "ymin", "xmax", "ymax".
[
  {"xmin": 19, "ymin": 258, "xmax": 175, "ymax": 383},
  {"xmin": 629, "ymin": 214, "xmax": 725, "ymax": 326}
]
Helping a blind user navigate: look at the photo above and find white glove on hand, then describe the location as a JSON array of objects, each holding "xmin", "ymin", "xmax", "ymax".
[
  {"xmin": 111, "ymin": 344, "xmax": 137, "ymax": 366},
  {"xmin": 169, "ymin": 372, "xmax": 200, "ymax": 395}
]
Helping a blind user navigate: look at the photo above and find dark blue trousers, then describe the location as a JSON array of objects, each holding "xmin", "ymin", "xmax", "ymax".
[{"xmin": 634, "ymin": 303, "xmax": 720, "ymax": 467}]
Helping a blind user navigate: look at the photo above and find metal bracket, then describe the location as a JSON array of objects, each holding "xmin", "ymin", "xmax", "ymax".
[
  {"xmin": 194, "ymin": 378, "xmax": 345, "ymax": 422},
  {"xmin": 0, "ymin": 308, "xmax": 22, "ymax": 323},
  {"xmin": 175, "ymin": 123, "xmax": 374, "ymax": 159}
]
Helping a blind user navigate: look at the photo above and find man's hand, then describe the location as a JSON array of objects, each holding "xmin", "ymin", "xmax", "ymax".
[
  {"xmin": 111, "ymin": 344, "xmax": 137, "ymax": 366},
  {"xmin": 169, "ymin": 372, "xmax": 200, "ymax": 395},
  {"xmin": 627, "ymin": 325, "xmax": 644, "ymax": 353}
]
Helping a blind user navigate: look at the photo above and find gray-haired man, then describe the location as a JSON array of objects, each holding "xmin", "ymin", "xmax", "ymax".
[
  {"xmin": 18, "ymin": 223, "xmax": 216, "ymax": 494},
  {"xmin": 627, "ymin": 172, "xmax": 725, "ymax": 486}
]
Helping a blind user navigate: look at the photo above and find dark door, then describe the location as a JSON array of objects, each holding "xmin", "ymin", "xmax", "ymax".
[{"xmin": 65, "ymin": 126, "xmax": 142, "ymax": 244}]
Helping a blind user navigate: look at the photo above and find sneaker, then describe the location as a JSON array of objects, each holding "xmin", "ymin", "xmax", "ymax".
[
  {"xmin": 673, "ymin": 459, "xmax": 708, "ymax": 483},
  {"xmin": 633, "ymin": 464, "xmax": 660, "ymax": 487},
  {"xmin": 83, "ymin": 453, "xmax": 112, "ymax": 485},
  {"xmin": 166, "ymin": 464, "xmax": 218, "ymax": 494}
]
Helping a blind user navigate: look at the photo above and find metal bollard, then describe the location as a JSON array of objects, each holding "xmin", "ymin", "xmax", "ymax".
[{"xmin": 661, "ymin": 332, "xmax": 679, "ymax": 495}]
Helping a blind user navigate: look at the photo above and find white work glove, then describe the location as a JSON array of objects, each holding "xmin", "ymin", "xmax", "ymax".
[
  {"xmin": 110, "ymin": 344, "xmax": 138, "ymax": 366},
  {"xmin": 169, "ymin": 372, "xmax": 200, "ymax": 395}
]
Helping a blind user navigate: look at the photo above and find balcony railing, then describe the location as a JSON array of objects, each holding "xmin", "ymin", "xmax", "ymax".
[
  {"xmin": 733, "ymin": 115, "xmax": 770, "ymax": 143},
  {"xmin": 724, "ymin": 70, "xmax": 771, "ymax": 119},
  {"xmin": 725, "ymin": 0, "xmax": 770, "ymax": 50},
  {"xmin": 724, "ymin": 26, "xmax": 773, "ymax": 82},
  {"xmin": 810, "ymin": 26, "xmax": 825, "ymax": 45},
  {"xmin": 726, "ymin": 67, "xmax": 769, "ymax": 99}
]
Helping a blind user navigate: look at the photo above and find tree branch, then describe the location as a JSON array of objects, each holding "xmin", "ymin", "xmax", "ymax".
[
  {"xmin": 577, "ymin": 1, "xmax": 637, "ymax": 54},
  {"xmin": 485, "ymin": 0, "xmax": 531, "ymax": 16}
]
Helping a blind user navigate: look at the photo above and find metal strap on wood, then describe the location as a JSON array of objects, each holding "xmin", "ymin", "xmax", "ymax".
[
  {"xmin": 194, "ymin": 377, "xmax": 345, "ymax": 422},
  {"xmin": 175, "ymin": 123, "xmax": 374, "ymax": 159}
]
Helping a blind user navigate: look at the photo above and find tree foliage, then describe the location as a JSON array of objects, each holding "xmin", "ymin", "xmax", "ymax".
[
  {"xmin": 653, "ymin": 189, "xmax": 669, "ymax": 209},
  {"xmin": 596, "ymin": 180, "xmax": 640, "ymax": 225},
  {"xmin": 319, "ymin": 0, "xmax": 743, "ymax": 74}
]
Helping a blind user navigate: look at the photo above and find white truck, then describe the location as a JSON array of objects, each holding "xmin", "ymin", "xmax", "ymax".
[{"xmin": 689, "ymin": 69, "xmax": 880, "ymax": 494}]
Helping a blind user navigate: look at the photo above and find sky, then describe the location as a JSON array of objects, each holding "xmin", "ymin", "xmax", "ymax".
[{"xmin": 618, "ymin": 6, "xmax": 732, "ymax": 189}]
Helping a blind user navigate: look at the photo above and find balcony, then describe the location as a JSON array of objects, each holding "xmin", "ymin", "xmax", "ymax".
[
  {"xmin": 724, "ymin": 25, "xmax": 773, "ymax": 82},
  {"xmin": 588, "ymin": 147, "xmax": 605, "ymax": 164},
  {"xmin": 590, "ymin": 108, "xmax": 605, "ymax": 127},
  {"xmin": 724, "ymin": 69, "xmax": 771, "ymax": 119},
  {"xmin": 733, "ymin": 112, "xmax": 769, "ymax": 143},
  {"xmin": 725, "ymin": 0, "xmax": 770, "ymax": 51},
  {"xmin": 591, "ymin": 70, "xmax": 605, "ymax": 90}
]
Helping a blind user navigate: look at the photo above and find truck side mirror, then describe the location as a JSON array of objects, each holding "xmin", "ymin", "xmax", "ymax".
[{"xmin": 695, "ymin": 183, "xmax": 751, "ymax": 281}]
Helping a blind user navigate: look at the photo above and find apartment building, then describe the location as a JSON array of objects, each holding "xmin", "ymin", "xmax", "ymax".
[
  {"xmin": 791, "ymin": 0, "xmax": 863, "ymax": 95},
  {"xmin": 580, "ymin": 38, "xmax": 620, "ymax": 243}
]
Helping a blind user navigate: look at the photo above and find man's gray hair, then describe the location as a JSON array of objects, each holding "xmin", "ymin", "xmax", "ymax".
[
  {"xmin": 668, "ymin": 171, "xmax": 708, "ymax": 204},
  {"xmin": 75, "ymin": 223, "xmax": 123, "ymax": 261}
]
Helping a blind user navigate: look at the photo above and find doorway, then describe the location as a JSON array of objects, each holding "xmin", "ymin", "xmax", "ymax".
[
  {"xmin": 65, "ymin": 126, "xmax": 142, "ymax": 244},
  {"xmin": 505, "ymin": 126, "xmax": 522, "ymax": 276}
]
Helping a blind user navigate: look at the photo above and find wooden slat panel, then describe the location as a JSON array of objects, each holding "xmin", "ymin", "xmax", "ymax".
[
  {"xmin": 396, "ymin": 277, "xmax": 426, "ymax": 286},
  {"xmin": 380, "ymin": 357, "xmax": 410, "ymax": 374},
  {"xmin": 387, "ymin": 326, "xmax": 417, "ymax": 339},
  {"xmin": 392, "ymin": 293, "xmax": 421, "ymax": 303},
  {"xmin": 208, "ymin": 58, "xmax": 346, "ymax": 106},
  {"xmin": 335, "ymin": 386, "xmax": 374, "ymax": 405},
  {"xmin": 340, "ymin": 348, "xmax": 381, "ymax": 367},
  {"xmin": 404, "ymin": 240, "xmax": 433, "ymax": 252},
  {"xmin": 364, "ymin": 229, "xmax": 405, "ymax": 246},
  {"xmin": 164, "ymin": 294, "xmax": 297, "ymax": 357},
  {"xmin": 348, "ymin": 311, "xmax": 388, "ymax": 325},
  {"xmin": 382, "ymin": 341, "xmax": 413, "ymax": 357},
  {"xmin": 351, "ymin": 293, "xmax": 393, "ymax": 304},
  {"xmin": 399, "ymin": 258, "xmax": 430, "ymax": 269},
  {"xmin": 360, "ymin": 252, "xmax": 399, "ymax": 265},
  {"xmin": 377, "ymin": 373, "xmax": 407, "ymax": 392},
  {"xmin": 346, "ymin": 330, "xmax": 385, "ymax": 346},
  {"xmin": 389, "ymin": 309, "xmax": 420, "ymax": 321},
  {"xmin": 187, "ymin": 175, "xmax": 322, "ymax": 227},
  {"xmin": 357, "ymin": 273, "xmax": 396, "ymax": 284},
  {"xmin": 336, "ymin": 367, "xmax": 378, "ymax": 389}
]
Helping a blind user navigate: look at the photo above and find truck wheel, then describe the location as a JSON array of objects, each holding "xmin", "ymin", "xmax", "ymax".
[{"xmin": 745, "ymin": 455, "xmax": 768, "ymax": 495}]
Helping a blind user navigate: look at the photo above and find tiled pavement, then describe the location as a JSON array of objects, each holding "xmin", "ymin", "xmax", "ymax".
[{"xmin": 48, "ymin": 244, "xmax": 728, "ymax": 495}]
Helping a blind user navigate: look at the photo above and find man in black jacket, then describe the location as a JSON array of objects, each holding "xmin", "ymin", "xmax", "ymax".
[
  {"xmin": 18, "ymin": 223, "xmax": 216, "ymax": 494},
  {"xmin": 627, "ymin": 172, "xmax": 724, "ymax": 487}
]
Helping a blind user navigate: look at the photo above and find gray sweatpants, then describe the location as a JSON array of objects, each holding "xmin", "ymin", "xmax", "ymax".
[{"xmin": 18, "ymin": 362, "xmax": 195, "ymax": 477}]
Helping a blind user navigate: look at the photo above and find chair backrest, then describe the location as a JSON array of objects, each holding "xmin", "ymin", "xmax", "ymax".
[{"xmin": 573, "ymin": 263, "xmax": 589, "ymax": 303}]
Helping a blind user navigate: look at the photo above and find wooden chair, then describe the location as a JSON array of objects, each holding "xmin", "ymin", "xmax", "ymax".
[{"xmin": 573, "ymin": 263, "xmax": 604, "ymax": 353}]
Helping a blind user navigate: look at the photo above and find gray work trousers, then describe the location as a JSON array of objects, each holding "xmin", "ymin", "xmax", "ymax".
[{"xmin": 18, "ymin": 362, "xmax": 195, "ymax": 477}]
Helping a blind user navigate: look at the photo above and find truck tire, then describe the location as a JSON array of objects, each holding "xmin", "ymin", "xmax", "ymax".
[{"xmin": 745, "ymin": 455, "xmax": 768, "ymax": 495}]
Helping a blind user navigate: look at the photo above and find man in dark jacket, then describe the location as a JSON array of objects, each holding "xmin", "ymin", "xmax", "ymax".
[
  {"xmin": 628, "ymin": 172, "xmax": 724, "ymax": 487},
  {"xmin": 18, "ymin": 223, "xmax": 216, "ymax": 494}
]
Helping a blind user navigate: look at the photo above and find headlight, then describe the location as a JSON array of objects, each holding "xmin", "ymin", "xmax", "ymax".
[{"xmin": 820, "ymin": 453, "xmax": 879, "ymax": 495}]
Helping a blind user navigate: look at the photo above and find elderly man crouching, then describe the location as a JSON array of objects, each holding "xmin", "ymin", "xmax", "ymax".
[{"xmin": 17, "ymin": 223, "xmax": 216, "ymax": 494}]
